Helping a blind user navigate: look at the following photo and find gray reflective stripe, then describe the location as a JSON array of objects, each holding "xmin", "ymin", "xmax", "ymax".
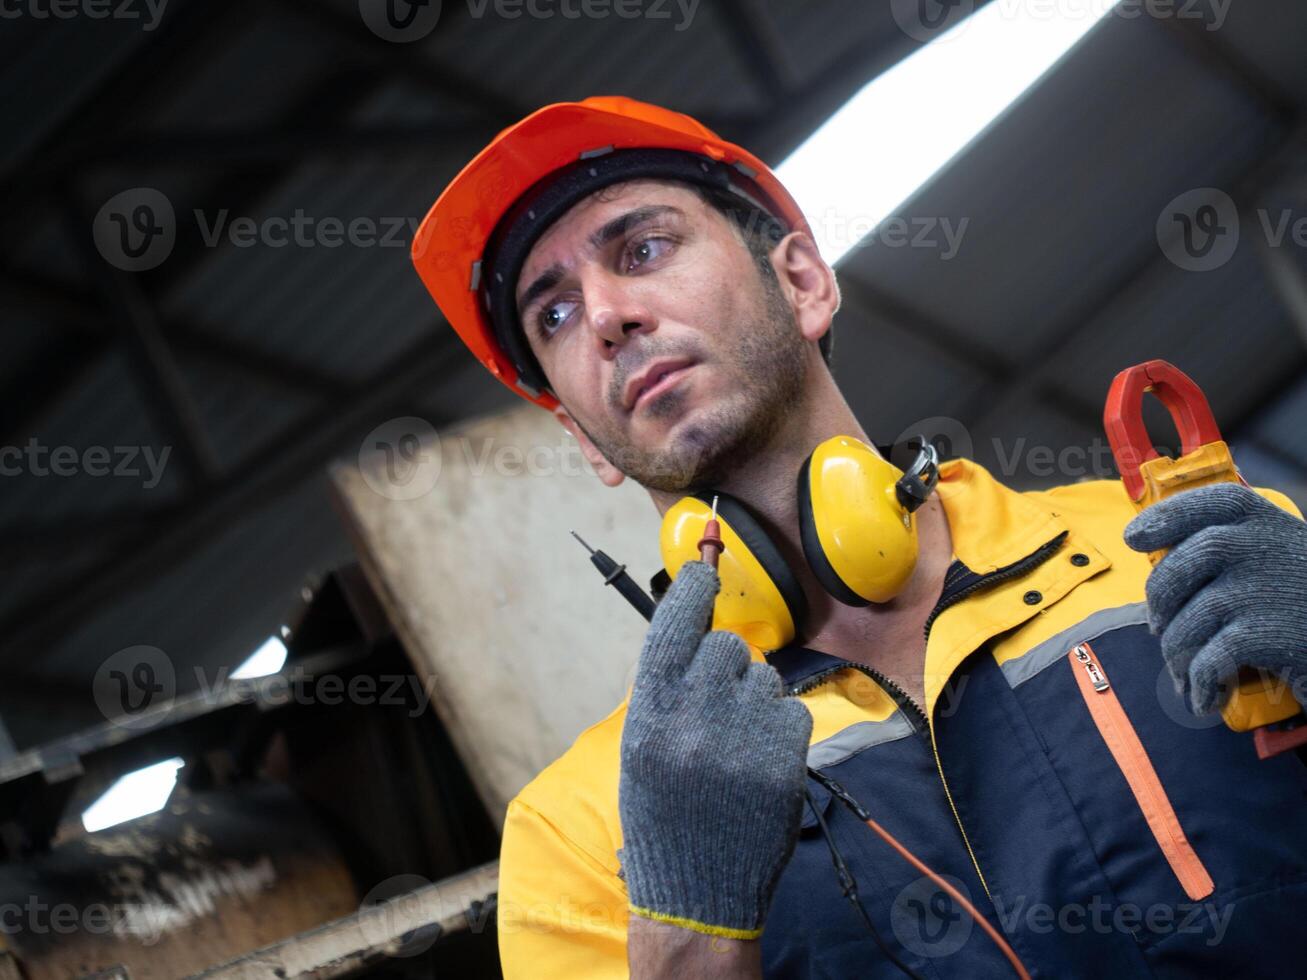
[
  {"xmin": 1001, "ymin": 602, "xmax": 1150, "ymax": 689},
  {"xmin": 807, "ymin": 714, "xmax": 915, "ymax": 769}
]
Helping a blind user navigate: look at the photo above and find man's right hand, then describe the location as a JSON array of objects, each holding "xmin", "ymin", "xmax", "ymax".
[{"xmin": 618, "ymin": 559, "xmax": 813, "ymax": 961}]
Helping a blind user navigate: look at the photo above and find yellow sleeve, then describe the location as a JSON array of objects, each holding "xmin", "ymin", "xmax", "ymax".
[{"xmin": 498, "ymin": 797, "xmax": 630, "ymax": 979}]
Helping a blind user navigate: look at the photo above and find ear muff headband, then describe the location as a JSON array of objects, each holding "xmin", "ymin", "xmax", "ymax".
[{"xmin": 797, "ymin": 453, "xmax": 869, "ymax": 608}]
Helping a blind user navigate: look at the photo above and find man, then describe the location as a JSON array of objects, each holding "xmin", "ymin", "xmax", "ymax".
[{"xmin": 412, "ymin": 97, "xmax": 1307, "ymax": 977}]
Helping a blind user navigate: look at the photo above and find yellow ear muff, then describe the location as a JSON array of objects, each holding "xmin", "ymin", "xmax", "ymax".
[
  {"xmin": 659, "ymin": 492, "xmax": 806, "ymax": 654},
  {"xmin": 798, "ymin": 435, "xmax": 919, "ymax": 605}
]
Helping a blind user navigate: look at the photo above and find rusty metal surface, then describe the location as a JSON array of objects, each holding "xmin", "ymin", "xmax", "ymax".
[
  {"xmin": 188, "ymin": 860, "xmax": 499, "ymax": 979},
  {"xmin": 0, "ymin": 784, "xmax": 357, "ymax": 980}
]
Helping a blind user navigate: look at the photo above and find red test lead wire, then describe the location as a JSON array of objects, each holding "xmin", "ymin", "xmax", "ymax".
[{"xmin": 697, "ymin": 494, "xmax": 724, "ymax": 569}]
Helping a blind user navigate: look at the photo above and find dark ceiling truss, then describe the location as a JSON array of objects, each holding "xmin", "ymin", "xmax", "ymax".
[
  {"xmin": 949, "ymin": 16, "xmax": 1307, "ymax": 473},
  {"xmin": 0, "ymin": 0, "xmax": 914, "ymax": 663},
  {"xmin": 2, "ymin": 0, "xmax": 1304, "ymax": 670}
]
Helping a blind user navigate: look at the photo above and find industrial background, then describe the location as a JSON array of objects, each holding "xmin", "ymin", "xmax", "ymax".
[{"xmin": 1, "ymin": 0, "xmax": 1305, "ymax": 975}]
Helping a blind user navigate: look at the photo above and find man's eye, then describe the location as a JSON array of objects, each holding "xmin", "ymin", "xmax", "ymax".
[
  {"xmin": 537, "ymin": 299, "xmax": 579, "ymax": 340},
  {"xmin": 625, "ymin": 235, "xmax": 674, "ymax": 271}
]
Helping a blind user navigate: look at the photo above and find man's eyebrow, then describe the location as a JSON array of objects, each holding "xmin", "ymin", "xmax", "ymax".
[
  {"xmin": 587, "ymin": 204, "xmax": 684, "ymax": 250},
  {"xmin": 516, "ymin": 205, "xmax": 686, "ymax": 315},
  {"xmin": 517, "ymin": 263, "xmax": 565, "ymax": 316}
]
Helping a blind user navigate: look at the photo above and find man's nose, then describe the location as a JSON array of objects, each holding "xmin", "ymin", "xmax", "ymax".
[{"xmin": 584, "ymin": 273, "xmax": 656, "ymax": 352}]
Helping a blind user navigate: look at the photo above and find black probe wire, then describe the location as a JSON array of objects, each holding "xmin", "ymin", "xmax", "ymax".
[
  {"xmin": 808, "ymin": 768, "xmax": 1032, "ymax": 980},
  {"xmin": 571, "ymin": 530, "xmax": 656, "ymax": 620},
  {"xmin": 805, "ymin": 789, "xmax": 925, "ymax": 980},
  {"xmin": 576, "ymin": 532, "xmax": 997, "ymax": 976}
]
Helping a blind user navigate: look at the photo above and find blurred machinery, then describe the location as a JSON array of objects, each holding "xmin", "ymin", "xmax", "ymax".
[{"xmin": 0, "ymin": 565, "xmax": 500, "ymax": 978}]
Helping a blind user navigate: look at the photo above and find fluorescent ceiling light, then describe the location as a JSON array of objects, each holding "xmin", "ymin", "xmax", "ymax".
[
  {"xmin": 776, "ymin": 0, "xmax": 1117, "ymax": 266},
  {"xmin": 82, "ymin": 758, "xmax": 184, "ymax": 833},
  {"xmin": 230, "ymin": 635, "xmax": 288, "ymax": 680}
]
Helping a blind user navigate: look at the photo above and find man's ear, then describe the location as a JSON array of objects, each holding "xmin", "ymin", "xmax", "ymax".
[
  {"xmin": 554, "ymin": 407, "xmax": 626, "ymax": 488},
  {"xmin": 771, "ymin": 231, "xmax": 840, "ymax": 348}
]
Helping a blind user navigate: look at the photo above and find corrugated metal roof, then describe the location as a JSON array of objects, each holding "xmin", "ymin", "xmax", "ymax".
[{"xmin": 1, "ymin": 1, "xmax": 1304, "ymax": 744}]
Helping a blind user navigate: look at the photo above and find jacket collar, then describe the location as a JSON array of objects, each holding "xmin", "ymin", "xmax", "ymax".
[
  {"xmin": 923, "ymin": 457, "xmax": 1110, "ymax": 718},
  {"xmin": 769, "ymin": 458, "xmax": 1111, "ymax": 721}
]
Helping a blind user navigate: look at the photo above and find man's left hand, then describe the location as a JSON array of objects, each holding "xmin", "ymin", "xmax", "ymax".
[{"xmin": 1123, "ymin": 483, "xmax": 1307, "ymax": 715}]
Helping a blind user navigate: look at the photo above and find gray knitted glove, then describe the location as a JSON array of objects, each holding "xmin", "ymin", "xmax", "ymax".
[
  {"xmin": 618, "ymin": 559, "xmax": 813, "ymax": 940},
  {"xmin": 1124, "ymin": 483, "xmax": 1307, "ymax": 715}
]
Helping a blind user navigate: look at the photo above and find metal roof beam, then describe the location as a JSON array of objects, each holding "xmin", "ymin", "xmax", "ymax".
[{"xmin": 0, "ymin": 331, "xmax": 466, "ymax": 663}]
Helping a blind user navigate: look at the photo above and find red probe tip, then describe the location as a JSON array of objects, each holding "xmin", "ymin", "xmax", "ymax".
[{"xmin": 697, "ymin": 496, "xmax": 724, "ymax": 569}]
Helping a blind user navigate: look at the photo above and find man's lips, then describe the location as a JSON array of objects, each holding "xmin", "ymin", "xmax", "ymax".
[{"xmin": 625, "ymin": 358, "xmax": 695, "ymax": 412}]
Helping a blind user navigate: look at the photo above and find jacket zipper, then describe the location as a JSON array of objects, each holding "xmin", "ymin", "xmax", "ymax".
[
  {"xmin": 1068, "ymin": 641, "xmax": 1215, "ymax": 901},
  {"xmin": 788, "ymin": 662, "xmax": 927, "ymax": 732},
  {"xmin": 792, "ymin": 530, "xmax": 1071, "ymax": 902},
  {"xmin": 789, "ymin": 662, "xmax": 995, "ymax": 897}
]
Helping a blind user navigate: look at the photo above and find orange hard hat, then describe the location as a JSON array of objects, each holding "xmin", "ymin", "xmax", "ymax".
[{"xmin": 410, "ymin": 96, "xmax": 813, "ymax": 411}]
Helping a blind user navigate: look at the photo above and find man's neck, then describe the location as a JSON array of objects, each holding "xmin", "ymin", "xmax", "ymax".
[{"xmin": 648, "ymin": 370, "xmax": 955, "ymax": 706}]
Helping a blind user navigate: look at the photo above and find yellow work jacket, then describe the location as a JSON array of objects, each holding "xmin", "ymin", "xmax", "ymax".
[{"xmin": 498, "ymin": 457, "xmax": 1307, "ymax": 978}]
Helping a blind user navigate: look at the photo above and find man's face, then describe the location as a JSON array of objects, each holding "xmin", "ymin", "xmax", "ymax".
[{"xmin": 516, "ymin": 179, "xmax": 810, "ymax": 492}]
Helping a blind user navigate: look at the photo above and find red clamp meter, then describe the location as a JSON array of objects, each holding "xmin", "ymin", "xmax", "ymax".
[{"xmin": 1104, "ymin": 360, "xmax": 1307, "ymax": 759}]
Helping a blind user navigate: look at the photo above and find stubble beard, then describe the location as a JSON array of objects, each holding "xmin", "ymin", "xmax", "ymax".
[{"xmin": 577, "ymin": 274, "xmax": 811, "ymax": 493}]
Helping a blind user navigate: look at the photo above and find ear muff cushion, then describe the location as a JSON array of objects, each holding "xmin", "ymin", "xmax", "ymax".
[
  {"xmin": 797, "ymin": 454, "xmax": 870, "ymax": 608},
  {"xmin": 693, "ymin": 491, "xmax": 808, "ymax": 634}
]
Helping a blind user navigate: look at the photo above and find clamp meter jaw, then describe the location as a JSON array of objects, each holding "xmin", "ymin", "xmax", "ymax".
[{"xmin": 1105, "ymin": 360, "xmax": 1306, "ymax": 755}]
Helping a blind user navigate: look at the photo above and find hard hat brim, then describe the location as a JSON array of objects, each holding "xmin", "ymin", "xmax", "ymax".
[{"xmin": 411, "ymin": 97, "xmax": 812, "ymax": 410}]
